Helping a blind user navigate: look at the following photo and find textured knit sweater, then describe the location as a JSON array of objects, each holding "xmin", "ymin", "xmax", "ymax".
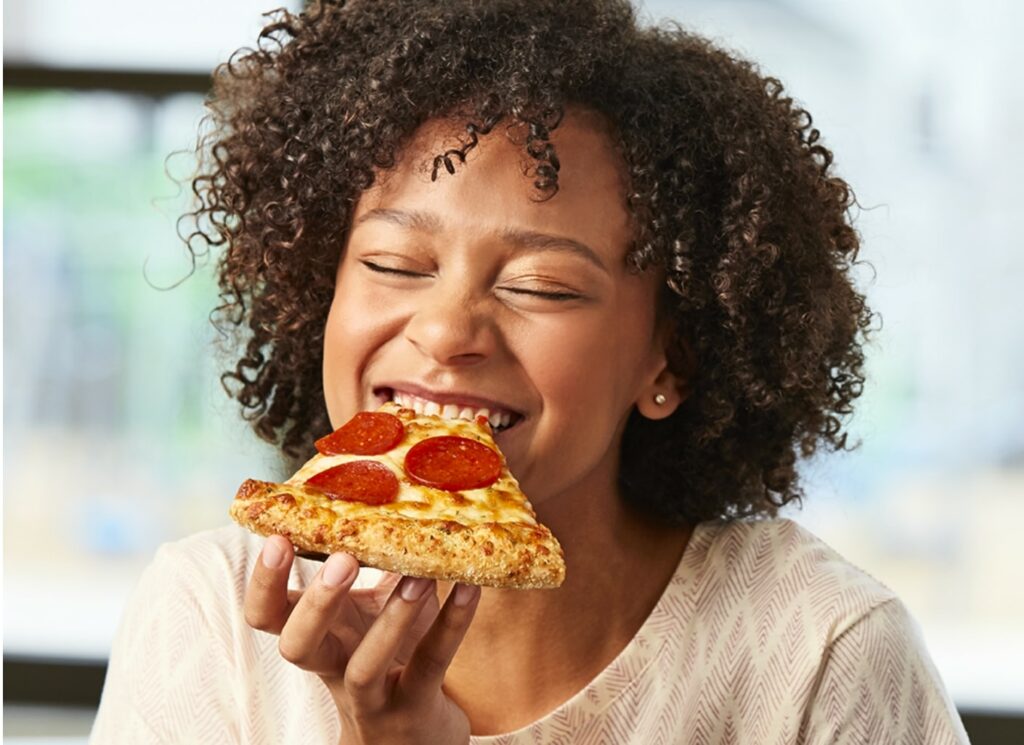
[{"xmin": 90, "ymin": 519, "xmax": 969, "ymax": 744}]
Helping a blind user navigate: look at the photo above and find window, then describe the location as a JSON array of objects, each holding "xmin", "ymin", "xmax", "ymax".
[{"xmin": 3, "ymin": 0, "xmax": 299, "ymax": 673}]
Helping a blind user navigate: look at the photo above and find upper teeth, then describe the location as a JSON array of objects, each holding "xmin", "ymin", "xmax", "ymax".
[{"xmin": 392, "ymin": 391, "xmax": 514, "ymax": 430}]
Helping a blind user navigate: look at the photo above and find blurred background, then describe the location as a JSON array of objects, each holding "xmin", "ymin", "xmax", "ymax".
[{"xmin": 3, "ymin": 0, "xmax": 1022, "ymax": 742}]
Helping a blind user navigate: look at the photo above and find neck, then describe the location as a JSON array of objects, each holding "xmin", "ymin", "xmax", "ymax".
[{"xmin": 444, "ymin": 470, "xmax": 691, "ymax": 735}]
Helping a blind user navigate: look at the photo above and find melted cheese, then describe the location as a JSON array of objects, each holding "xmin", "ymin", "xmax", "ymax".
[{"xmin": 286, "ymin": 404, "xmax": 537, "ymax": 526}]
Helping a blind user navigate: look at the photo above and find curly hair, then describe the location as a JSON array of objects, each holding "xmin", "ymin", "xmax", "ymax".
[{"xmin": 184, "ymin": 0, "xmax": 874, "ymax": 525}]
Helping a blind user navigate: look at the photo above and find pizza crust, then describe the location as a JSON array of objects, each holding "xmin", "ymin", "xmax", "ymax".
[{"xmin": 231, "ymin": 479, "xmax": 566, "ymax": 589}]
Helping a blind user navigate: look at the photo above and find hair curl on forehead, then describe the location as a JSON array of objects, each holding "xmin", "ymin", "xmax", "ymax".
[{"xmin": 184, "ymin": 0, "xmax": 874, "ymax": 525}]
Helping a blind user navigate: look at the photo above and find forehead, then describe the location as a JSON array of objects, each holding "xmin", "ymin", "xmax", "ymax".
[{"xmin": 351, "ymin": 109, "xmax": 633, "ymax": 263}]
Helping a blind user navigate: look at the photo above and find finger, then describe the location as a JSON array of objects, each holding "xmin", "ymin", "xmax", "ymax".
[
  {"xmin": 392, "ymin": 588, "xmax": 441, "ymax": 667},
  {"xmin": 277, "ymin": 552, "xmax": 360, "ymax": 673},
  {"xmin": 345, "ymin": 574, "xmax": 439, "ymax": 666},
  {"xmin": 349, "ymin": 571, "xmax": 402, "ymax": 628},
  {"xmin": 342, "ymin": 576, "xmax": 436, "ymax": 707},
  {"xmin": 244, "ymin": 535, "xmax": 296, "ymax": 634},
  {"xmin": 400, "ymin": 583, "xmax": 481, "ymax": 701}
]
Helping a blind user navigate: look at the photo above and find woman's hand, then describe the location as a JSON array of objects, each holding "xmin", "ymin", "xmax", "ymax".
[{"xmin": 244, "ymin": 535, "xmax": 481, "ymax": 745}]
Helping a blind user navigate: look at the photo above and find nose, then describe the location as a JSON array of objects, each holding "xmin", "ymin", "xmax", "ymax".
[{"xmin": 403, "ymin": 283, "xmax": 495, "ymax": 367}]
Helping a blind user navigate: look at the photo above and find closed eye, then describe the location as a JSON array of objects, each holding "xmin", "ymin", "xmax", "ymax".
[
  {"xmin": 498, "ymin": 287, "xmax": 583, "ymax": 302},
  {"xmin": 360, "ymin": 260, "xmax": 429, "ymax": 278}
]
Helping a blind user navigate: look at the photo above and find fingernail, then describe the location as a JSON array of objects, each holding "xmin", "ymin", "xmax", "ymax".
[
  {"xmin": 453, "ymin": 583, "xmax": 480, "ymax": 607},
  {"xmin": 262, "ymin": 539, "xmax": 288, "ymax": 569},
  {"xmin": 399, "ymin": 576, "xmax": 433, "ymax": 602},
  {"xmin": 321, "ymin": 554, "xmax": 355, "ymax": 587}
]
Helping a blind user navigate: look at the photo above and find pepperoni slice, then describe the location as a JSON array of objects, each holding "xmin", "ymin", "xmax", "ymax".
[
  {"xmin": 315, "ymin": 412, "xmax": 405, "ymax": 456},
  {"xmin": 305, "ymin": 461, "xmax": 400, "ymax": 505},
  {"xmin": 404, "ymin": 436, "xmax": 502, "ymax": 491}
]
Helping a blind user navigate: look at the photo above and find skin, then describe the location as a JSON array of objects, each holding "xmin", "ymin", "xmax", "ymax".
[{"xmin": 244, "ymin": 108, "xmax": 693, "ymax": 741}]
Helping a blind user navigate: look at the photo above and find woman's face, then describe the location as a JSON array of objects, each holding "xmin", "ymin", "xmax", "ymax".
[{"xmin": 323, "ymin": 110, "xmax": 675, "ymax": 506}]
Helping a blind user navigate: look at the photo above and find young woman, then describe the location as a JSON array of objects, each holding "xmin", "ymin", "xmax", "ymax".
[{"xmin": 91, "ymin": 1, "xmax": 969, "ymax": 742}]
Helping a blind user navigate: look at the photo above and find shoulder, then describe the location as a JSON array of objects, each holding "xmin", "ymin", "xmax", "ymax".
[
  {"xmin": 92, "ymin": 527, "xmax": 263, "ymax": 739},
  {"xmin": 95, "ymin": 527, "xmax": 335, "ymax": 742},
  {"xmin": 663, "ymin": 519, "xmax": 967, "ymax": 741},
  {"xmin": 135, "ymin": 523, "xmax": 319, "ymax": 622},
  {"xmin": 143, "ymin": 526, "xmax": 258, "ymax": 604},
  {"xmin": 146, "ymin": 524, "xmax": 264, "ymax": 587},
  {"xmin": 116, "ymin": 525, "xmax": 260, "ymax": 637},
  {"xmin": 686, "ymin": 517, "xmax": 898, "ymax": 644},
  {"xmin": 137, "ymin": 525, "xmax": 385, "ymax": 613}
]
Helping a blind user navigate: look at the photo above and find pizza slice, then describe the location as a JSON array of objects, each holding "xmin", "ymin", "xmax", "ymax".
[{"xmin": 229, "ymin": 403, "xmax": 565, "ymax": 589}]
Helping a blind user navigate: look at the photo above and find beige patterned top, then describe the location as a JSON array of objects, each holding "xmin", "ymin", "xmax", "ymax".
[{"xmin": 90, "ymin": 519, "xmax": 969, "ymax": 744}]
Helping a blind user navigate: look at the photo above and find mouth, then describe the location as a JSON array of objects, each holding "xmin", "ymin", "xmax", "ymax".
[{"xmin": 373, "ymin": 386, "xmax": 525, "ymax": 434}]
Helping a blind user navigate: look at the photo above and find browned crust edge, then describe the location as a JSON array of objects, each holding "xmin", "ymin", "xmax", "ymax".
[{"xmin": 230, "ymin": 479, "xmax": 566, "ymax": 589}]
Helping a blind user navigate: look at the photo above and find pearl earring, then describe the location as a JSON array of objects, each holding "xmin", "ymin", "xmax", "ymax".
[{"xmin": 654, "ymin": 393, "xmax": 667, "ymax": 405}]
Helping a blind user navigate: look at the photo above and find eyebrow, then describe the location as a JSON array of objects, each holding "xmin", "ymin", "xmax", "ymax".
[
  {"xmin": 355, "ymin": 207, "xmax": 608, "ymax": 272},
  {"xmin": 356, "ymin": 207, "xmax": 442, "ymax": 233}
]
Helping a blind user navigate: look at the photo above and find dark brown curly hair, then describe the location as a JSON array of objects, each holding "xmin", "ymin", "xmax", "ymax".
[{"xmin": 185, "ymin": 0, "xmax": 874, "ymax": 525}]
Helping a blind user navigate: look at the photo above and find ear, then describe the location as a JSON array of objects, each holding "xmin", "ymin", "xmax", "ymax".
[
  {"xmin": 635, "ymin": 334, "xmax": 696, "ymax": 421},
  {"xmin": 635, "ymin": 369, "xmax": 684, "ymax": 420}
]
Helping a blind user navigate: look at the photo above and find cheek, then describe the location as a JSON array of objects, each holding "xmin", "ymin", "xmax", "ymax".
[
  {"xmin": 324, "ymin": 289, "xmax": 386, "ymax": 347},
  {"xmin": 321, "ymin": 278, "xmax": 402, "ymax": 424},
  {"xmin": 321, "ymin": 297, "xmax": 359, "ymax": 426},
  {"xmin": 530, "ymin": 305, "xmax": 656, "ymax": 408},
  {"xmin": 518, "ymin": 315, "xmax": 642, "ymax": 450}
]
